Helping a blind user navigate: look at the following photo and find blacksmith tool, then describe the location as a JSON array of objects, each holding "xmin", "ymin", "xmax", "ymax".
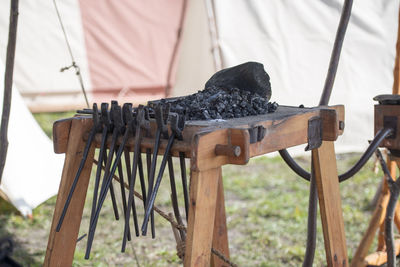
[
  {"xmin": 122, "ymin": 106, "xmax": 149, "ymax": 252},
  {"xmin": 85, "ymin": 103, "xmax": 127, "ymax": 258},
  {"xmin": 88, "ymin": 103, "xmax": 111, "ymax": 232},
  {"xmin": 176, "ymin": 118, "xmax": 189, "ymax": 220},
  {"xmin": 142, "ymin": 113, "xmax": 185, "ymax": 235},
  {"xmin": 56, "ymin": 103, "xmax": 101, "ymax": 232},
  {"xmin": 141, "ymin": 104, "xmax": 168, "ymax": 236}
]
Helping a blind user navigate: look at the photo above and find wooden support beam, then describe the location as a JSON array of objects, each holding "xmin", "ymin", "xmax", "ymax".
[
  {"xmin": 211, "ymin": 169, "xmax": 230, "ymax": 267},
  {"xmin": 313, "ymin": 141, "xmax": 348, "ymax": 267},
  {"xmin": 184, "ymin": 167, "xmax": 220, "ymax": 267},
  {"xmin": 44, "ymin": 117, "xmax": 95, "ymax": 267}
]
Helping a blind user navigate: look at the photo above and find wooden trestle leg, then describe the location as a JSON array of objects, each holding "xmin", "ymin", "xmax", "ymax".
[
  {"xmin": 312, "ymin": 141, "xmax": 349, "ymax": 267},
  {"xmin": 184, "ymin": 167, "xmax": 228, "ymax": 267},
  {"xmin": 44, "ymin": 118, "xmax": 95, "ymax": 267},
  {"xmin": 211, "ymin": 168, "xmax": 230, "ymax": 267}
]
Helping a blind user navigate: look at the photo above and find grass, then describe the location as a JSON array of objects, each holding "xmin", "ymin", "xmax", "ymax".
[{"xmin": 0, "ymin": 112, "xmax": 390, "ymax": 266}]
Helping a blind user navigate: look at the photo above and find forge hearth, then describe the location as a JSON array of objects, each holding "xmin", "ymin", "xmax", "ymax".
[{"xmin": 155, "ymin": 62, "xmax": 277, "ymax": 121}]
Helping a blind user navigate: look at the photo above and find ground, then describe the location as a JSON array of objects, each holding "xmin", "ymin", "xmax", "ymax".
[{"xmin": 0, "ymin": 112, "xmax": 393, "ymax": 266}]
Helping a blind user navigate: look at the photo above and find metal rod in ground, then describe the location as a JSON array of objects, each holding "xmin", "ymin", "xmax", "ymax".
[
  {"xmin": 85, "ymin": 128, "xmax": 129, "ymax": 259},
  {"xmin": 142, "ymin": 133, "xmax": 176, "ymax": 235},
  {"xmin": 302, "ymin": 162, "xmax": 317, "ymax": 267},
  {"xmin": 56, "ymin": 126, "xmax": 96, "ymax": 232}
]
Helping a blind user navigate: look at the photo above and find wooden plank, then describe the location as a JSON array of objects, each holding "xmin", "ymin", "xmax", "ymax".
[
  {"xmin": 312, "ymin": 141, "xmax": 348, "ymax": 267},
  {"xmin": 364, "ymin": 239, "xmax": 400, "ymax": 266},
  {"xmin": 53, "ymin": 118, "xmax": 73, "ymax": 154},
  {"xmin": 211, "ymin": 169, "xmax": 230, "ymax": 267},
  {"xmin": 44, "ymin": 117, "xmax": 95, "ymax": 267},
  {"xmin": 320, "ymin": 105, "xmax": 345, "ymax": 141},
  {"xmin": 184, "ymin": 168, "xmax": 220, "ymax": 267}
]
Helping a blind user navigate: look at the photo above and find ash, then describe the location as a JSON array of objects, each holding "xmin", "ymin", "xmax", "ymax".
[{"xmin": 168, "ymin": 86, "xmax": 278, "ymax": 121}]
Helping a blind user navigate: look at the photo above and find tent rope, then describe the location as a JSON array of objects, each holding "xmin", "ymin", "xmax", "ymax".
[
  {"xmin": 52, "ymin": 0, "xmax": 89, "ymax": 108},
  {"xmin": 92, "ymin": 159, "xmax": 238, "ymax": 267}
]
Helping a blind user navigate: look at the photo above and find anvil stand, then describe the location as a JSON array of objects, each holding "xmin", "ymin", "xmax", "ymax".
[
  {"xmin": 44, "ymin": 105, "xmax": 347, "ymax": 267},
  {"xmin": 351, "ymin": 102, "xmax": 400, "ymax": 267}
]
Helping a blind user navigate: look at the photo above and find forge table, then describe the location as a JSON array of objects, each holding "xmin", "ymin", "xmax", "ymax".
[{"xmin": 44, "ymin": 105, "xmax": 347, "ymax": 267}]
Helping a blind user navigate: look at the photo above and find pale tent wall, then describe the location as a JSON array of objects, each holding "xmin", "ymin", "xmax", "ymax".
[
  {"xmin": 214, "ymin": 0, "xmax": 399, "ymax": 154},
  {"xmin": 0, "ymin": 1, "xmax": 185, "ymax": 112},
  {"xmin": 172, "ymin": 0, "xmax": 216, "ymax": 97},
  {"xmin": 0, "ymin": 0, "xmax": 92, "ymax": 112},
  {"xmin": 0, "ymin": 63, "xmax": 64, "ymax": 216}
]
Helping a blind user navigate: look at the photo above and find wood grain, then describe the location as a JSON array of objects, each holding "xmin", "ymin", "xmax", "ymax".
[
  {"xmin": 44, "ymin": 117, "xmax": 94, "ymax": 267},
  {"xmin": 53, "ymin": 118, "xmax": 73, "ymax": 154},
  {"xmin": 184, "ymin": 168, "xmax": 220, "ymax": 267},
  {"xmin": 211, "ymin": 169, "xmax": 230, "ymax": 267},
  {"xmin": 313, "ymin": 141, "xmax": 348, "ymax": 267}
]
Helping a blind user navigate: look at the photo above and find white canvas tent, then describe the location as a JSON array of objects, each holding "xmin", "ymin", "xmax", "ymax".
[
  {"xmin": 0, "ymin": 63, "xmax": 64, "ymax": 216},
  {"xmin": 0, "ymin": 0, "xmax": 399, "ymax": 214}
]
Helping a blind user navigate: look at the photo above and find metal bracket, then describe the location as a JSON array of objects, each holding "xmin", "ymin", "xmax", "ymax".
[
  {"xmin": 384, "ymin": 116, "xmax": 397, "ymax": 139},
  {"xmin": 248, "ymin": 125, "xmax": 266, "ymax": 144},
  {"xmin": 305, "ymin": 116, "xmax": 322, "ymax": 151}
]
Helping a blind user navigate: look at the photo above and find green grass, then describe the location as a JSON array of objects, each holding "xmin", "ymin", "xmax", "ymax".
[{"xmin": 0, "ymin": 112, "xmax": 389, "ymax": 266}]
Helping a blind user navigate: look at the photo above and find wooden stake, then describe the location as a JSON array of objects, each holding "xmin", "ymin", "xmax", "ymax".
[{"xmin": 0, "ymin": 0, "xmax": 19, "ymax": 185}]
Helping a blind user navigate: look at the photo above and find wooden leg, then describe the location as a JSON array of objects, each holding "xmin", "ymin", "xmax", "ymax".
[
  {"xmin": 211, "ymin": 168, "xmax": 230, "ymax": 267},
  {"xmin": 184, "ymin": 168, "xmax": 220, "ymax": 267},
  {"xmin": 312, "ymin": 141, "xmax": 348, "ymax": 267},
  {"xmin": 350, "ymin": 177, "xmax": 390, "ymax": 267},
  {"xmin": 44, "ymin": 118, "xmax": 95, "ymax": 267}
]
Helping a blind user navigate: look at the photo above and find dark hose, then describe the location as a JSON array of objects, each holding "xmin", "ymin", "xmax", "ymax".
[{"xmin": 279, "ymin": 127, "xmax": 394, "ymax": 182}]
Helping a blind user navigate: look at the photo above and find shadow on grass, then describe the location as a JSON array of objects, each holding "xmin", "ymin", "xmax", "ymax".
[{"xmin": 0, "ymin": 198, "xmax": 41, "ymax": 267}]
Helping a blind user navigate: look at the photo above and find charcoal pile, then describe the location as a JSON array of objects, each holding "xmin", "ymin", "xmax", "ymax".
[
  {"xmin": 160, "ymin": 61, "xmax": 278, "ymax": 121},
  {"xmin": 168, "ymin": 86, "xmax": 277, "ymax": 120}
]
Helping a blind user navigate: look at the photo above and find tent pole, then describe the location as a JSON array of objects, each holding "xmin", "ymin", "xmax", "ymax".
[
  {"xmin": 393, "ymin": 6, "xmax": 400, "ymax": 95},
  {"xmin": 204, "ymin": 0, "xmax": 223, "ymax": 71},
  {"xmin": 0, "ymin": 0, "xmax": 19, "ymax": 185},
  {"xmin": 165, "ymin": 0, "xmax": 188, "ymax": 97}
]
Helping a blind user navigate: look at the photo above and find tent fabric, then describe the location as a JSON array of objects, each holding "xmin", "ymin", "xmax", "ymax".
[
  {"xmin": 0, "ymin": 0, "xmax": 185, "ymax": 111},
  {"xmin": 0, "ymin": 0, "xmax": 92, "ymax": 112},
  {"xmin": 79, "ymin": 0, "xmax": 184, "ymax": 103},
  {"xmin": 0, "ymin": 63, "xmax": 64, "ymax": 216},
  {"xmin": 214, "ymin": 0, "xmax": 399, "ymax": 153}
]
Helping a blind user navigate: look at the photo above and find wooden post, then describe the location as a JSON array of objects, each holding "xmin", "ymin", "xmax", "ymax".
[
  {"xmin": 44, "ymin": 117, "xmax": 95, "ymax": 267},
  {"xmin": 184, "ymin": 167, "xmax": 220, "ymax": 267},
  {"xmin": 211, "ymin": 168, "xmax": 230, "ymax": 267},
  {"xmin": 312, "ymin": 141, "xmax": 349, "ymax": 266}
]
